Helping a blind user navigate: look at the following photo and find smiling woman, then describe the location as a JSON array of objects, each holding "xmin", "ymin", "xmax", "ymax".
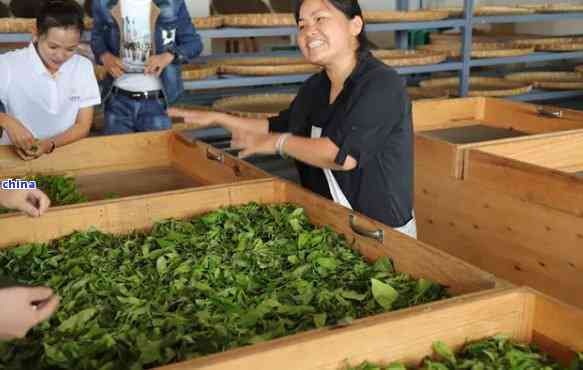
[
  {"xmin": 0, "ymin": 0, "xmax": 100, "ymax": 160},
  {"xmin": 169, "ymin": 0, "xmax": 416, "ymax": 238}
]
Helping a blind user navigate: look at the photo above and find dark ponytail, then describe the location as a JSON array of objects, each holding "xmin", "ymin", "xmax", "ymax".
[{"xmin": 294, "ymin": 0, "xmax": 370, "ymax": 57}]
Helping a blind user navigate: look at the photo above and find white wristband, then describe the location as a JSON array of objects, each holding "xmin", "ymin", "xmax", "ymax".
[{"xmin": 276, "ymin": 133, "xmax": 291, "ymax": 159}]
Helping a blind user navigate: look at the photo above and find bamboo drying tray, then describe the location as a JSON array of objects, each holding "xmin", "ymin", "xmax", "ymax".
[
  {"xmin": 0, "ymin": 18, "xmax": 34, "ymax": 33},
  {"xmin": 222, "ymin": 13, "xmax": 295, "ymax": 27},
  {"xmin": 212, "ymin": 56, "xmax": 308, "ymax": 67},
  {"xmin": 373, "ymin": 49, "xmax": 447, "ymax": 67},
  {"xmin": 520, "ymin": 3, "xmax": 583, "ymax": 13},
  {"xmin": 219, "ymin": 63, "xmax": 320, "ymax": 76},
  {"xmin": 407, "ymin": 87, "xmax": 449, "ymax": 100},
  {"xmin": 181, "ymin": 64, "xmax": 217, "ymax": 80},
  {"xmin": 440, "ymin": 6, "xmax": 535, "ymax": 17},
  {"xmin": 505, "ymin": 71, "xmax": 583, "ymax": 90},
  {"xmin": 420, "ymin": 77, "xmax": 532, "ymax": 97},
  {"xmin": 511, "ymin": 36, "xmax": 583, "ymax": 48},
  {"xmin": 212, "ymin": 94, "xmax": 295, "ymax": 118},
  {"xmin": 429, "ymin": 32, "xmax": 501, "ymax": 44},
  {"xmin": 537, "ymin": 43, "xmax": 583, "ymax": 52},
  {"xmin": 576, "ymin": 65, "xmax": 583, "ymax": 75},
  {"xmin": 418, "ymin": 43, "xmax": 533, "ymax": 58},
  {"xmin": 363, "ymin": 10, "xmax": 449, "ymax": 23},
  {"xmin": 192, "ymin": 16, "xmax": 223, "ymax": 29}
]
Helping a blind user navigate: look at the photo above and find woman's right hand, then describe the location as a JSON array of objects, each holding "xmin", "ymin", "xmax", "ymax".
[
  {"xmin": 0, "ymin": 286, "xmax": 60, "ymax": 340},
  {"xmin": 167, "ymin": 108, "xmax": 221, "ymax": 128},
  {"xmin": 100, "ymin": 52, "xmax": 126, "ymax": 79},
  {"xmin": 0, "ymin": 114, "xmax": 34, "ymax": 149}
]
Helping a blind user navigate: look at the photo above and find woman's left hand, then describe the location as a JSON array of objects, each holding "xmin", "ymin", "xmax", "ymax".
[{"xmin": 232, "ymin": 131, "xmax": 279, "ymax": 159}]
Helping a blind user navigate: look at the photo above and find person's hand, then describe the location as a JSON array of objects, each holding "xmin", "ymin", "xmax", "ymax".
[
  {"xmin": 100, "ymin": 52, "xmax": 126, "ymax": 79},
  {"xmin": 144, "ymin": 52, "xmax": 174, "ymax": 77},
  {"xmin": 167, "ymin": 107, "xmax": 221, "ymax": 128},
  {"xmin": 233, "ymin": 131, "xmax": 279, "ymax": 159},
  {"xmin": 0, "ymin": 286, "xmax": 60, "ymax": 340},
  {"xmin": 14, "ymin": 140, "xmax": 51, "ymax": 161},
  {"xmin": 1, "ymin": 115, "xmax": 34, "ymax": 149},
  {"xmin": 0, "ymin": 189, "xmax": 51, "ymax": 217}
]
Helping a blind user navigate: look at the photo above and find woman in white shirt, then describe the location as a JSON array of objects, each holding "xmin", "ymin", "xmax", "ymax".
[{"xmin": 0, "ymin": 0, "xmax": 100, "ymax": 161}]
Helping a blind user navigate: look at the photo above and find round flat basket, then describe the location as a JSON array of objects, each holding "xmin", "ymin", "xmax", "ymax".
[
  {"xmin": 363, "ymin": 10, "xmax": 449, "ymax": 23},
  {"xmin": 222, "ymin": 13, "xmax": 295, "ymax": 27},
  {"xmin": 576, "ymin": 65, "xmax": 583, "ymax": 75},
  {"xmin": 439, "ymin": 6, "xmax": 534, "ymax": 16},
  {"xmin": 181, "ymin": 65, "xmax": 217, "ymax": 80},
  {"xmin": 429, "ymin": 32, "xmax": 501, "ymax": 44},
  {"xmin": 520, "ymin": 4, "xmax": 583, "ymax": 13},
  {"xmin": 192, "ymin": 16, "xmax": 223, "ymax": 29},
  {"xmin": 537, "ymin": 43, "xmax": 583, "ymax": 52},
  {"xmin": 511, "ymin": 36, "xmax": 583, "ymax": 47},
  {"xmin": 407, "ymin": 87, "xmax": 449, "ymax": 100},
  {"xmin": 373, "ymin": 49, "xmax": 447, "ymax": 66},
  {"xmin": 1, "ymin": 18, "xmax": 35, "ymax": 33},
  {"xmin": 420, "ymin": 77, "xmax": 532, "ymax": 97},
  {"xmin": 505, "ymin": 72, "xmax": 583, "ymax": 90},
  {"xmin": 213, "ymin": 56, "xmax": 308, "ymax": 67},
  {"xmin": 418, "ymin": 43, "xmax": 533, "ymax": 58},
  {"xmin": 219, "ymin": 63, "xmax": 320, "ymax": 76},
  {"xmin": 213, "ymin": 94, "xmax": 295, "ymax": 119}
]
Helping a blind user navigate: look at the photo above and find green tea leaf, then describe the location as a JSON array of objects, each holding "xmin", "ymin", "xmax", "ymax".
[{"xmin": 371, "ymin": 279, "xmax": 398, "ymax": 309}]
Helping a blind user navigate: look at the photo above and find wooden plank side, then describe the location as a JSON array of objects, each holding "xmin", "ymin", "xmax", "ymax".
[
  {"xmin": 413, "ymin": 97, "xmax": 482, "ymax": 130},
  {"xmin": 0, "ymin": 180, "xmax": 279, "ymax": 249},
  {"xmin": 533, "ymin": 290, "xmax": 583, "ymax": 363},
  {"xmin": 280, "ymin": 181, "xmax": 501, "ymax": 296},
  {"xmin": 158, "ymin": 289, "xmax": 526, "ymax": 370},
  {"xmin": 416, "ymin": 172, "xmax": 583, "ymax": 308},
  {"xmin": 415, "ymin": 134, "xmax": 463, "ymax": 179},
  {"xmin": 0, "ymin": 131, "xmax": 172, "ymax": 176},
  {"xmin": 482, "ymin": 99, "xmax": 583, "ymax": 134},
  {"xmin": 466, "ymin": 149, "xmax": 583, "ymax": 217},
  {"xmin": 169, "ymin": 136, "xmax": 271, "ymax": 186}
]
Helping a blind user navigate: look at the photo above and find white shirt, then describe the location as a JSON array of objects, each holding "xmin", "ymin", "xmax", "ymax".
[
  {"xmin": 0, "ymin": 43, "xmax": 101, "ymax": 145},
  {"xmin": 114, "ymin": 0, "xmax": 163, "ymax": 92}
]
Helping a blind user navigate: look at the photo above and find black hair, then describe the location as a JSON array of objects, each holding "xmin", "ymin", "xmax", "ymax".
[
  {"xmin": 9, "ymin": 0, "xmax": 42, "ymax": 18},
  {"xmin": 36, "ymin": 0, "xmax": 84, "ymax": 36},
  {"xmin": 294, "ymin": 0, "xmax": 370, "ymax": 56}
]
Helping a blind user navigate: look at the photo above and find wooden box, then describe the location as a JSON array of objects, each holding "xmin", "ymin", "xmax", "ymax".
[
  {"xmin": 413, "ymin": 98, "xmax": 583, "ymax": 307},
  {"xmin": 0, "ymin": 178, "xmax": 506, "ymax": 369},
  {"xmin": 156, "ymin": 287, "xmax": 583, "ymax": 370},
  {"xmin": 0, "ymin": 131, "xmax": 268, "ymax": 207},
  {"xmin": 413, "ymin": 97, "xmax": 583, "ymax": 179}
]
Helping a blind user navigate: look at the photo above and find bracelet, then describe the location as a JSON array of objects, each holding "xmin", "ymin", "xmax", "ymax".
[{"xmin": 275, "ymin": 133, "xmax": 291, "ymax": 159}]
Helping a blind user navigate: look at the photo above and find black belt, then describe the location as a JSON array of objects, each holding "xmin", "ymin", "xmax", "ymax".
[{"xmin": 112, "ymin": 86, "xmax": 163, "ymax": 100}]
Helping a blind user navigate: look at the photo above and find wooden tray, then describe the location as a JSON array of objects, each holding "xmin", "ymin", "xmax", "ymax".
[
  {"xmin": 412, "ymin": 98, "xmax": 583, "ymax": 307},
  {"xmin": 222, "ymin": 13, "xmax": 295, "ymax": 27},
  {"xmin": 212, "ymin": 56, "xmax": 308, "ymax": 66},
  {"xmin": 506, "ymin": 71, "xmax": 583, "ymax": 90},
  {"xmin": 363, "ymin": 10, "xmax": 449, "ymax": 23},
  {"xmin": 181, "ymin": 64, "xmax": 217, "ymax": 80},
  {"xmin": 372, "ymin": 49, "xmax": 447, "ymax": 66},
  {"xmin": 154, "ymin": 287, "xmax": 583, "ymax": 370},
  {"xmin": 219, "ymin": 63, "xmax": 320, "ymax": 76},
  {"xmin": 0, "ymin": 174, "xmax": 505, "ymax": 369},
  {"xmin": 0, "ymin": 131, "xmax": 268, "ymax": 212},
  {"xmin": 419, "ymin": 77, "xmax": 532, "ymax": 97},
  {"xmin": 212, "ymin": 94, "xmax": 295, "ymax": 118},
  {"xmin": 192, "ymin": 16, "xmax": 223, "ymax": 29}
]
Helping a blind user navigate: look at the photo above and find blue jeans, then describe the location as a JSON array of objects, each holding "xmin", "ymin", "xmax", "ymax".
[{"xmin": 103, "ymin": 94, "xmax": 171, "ymax": 135}]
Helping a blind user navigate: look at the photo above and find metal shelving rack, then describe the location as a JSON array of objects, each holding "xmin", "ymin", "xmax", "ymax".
[{"xmin": 1, "ymin": 1, "xmax": 582, "ymax": 101}]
